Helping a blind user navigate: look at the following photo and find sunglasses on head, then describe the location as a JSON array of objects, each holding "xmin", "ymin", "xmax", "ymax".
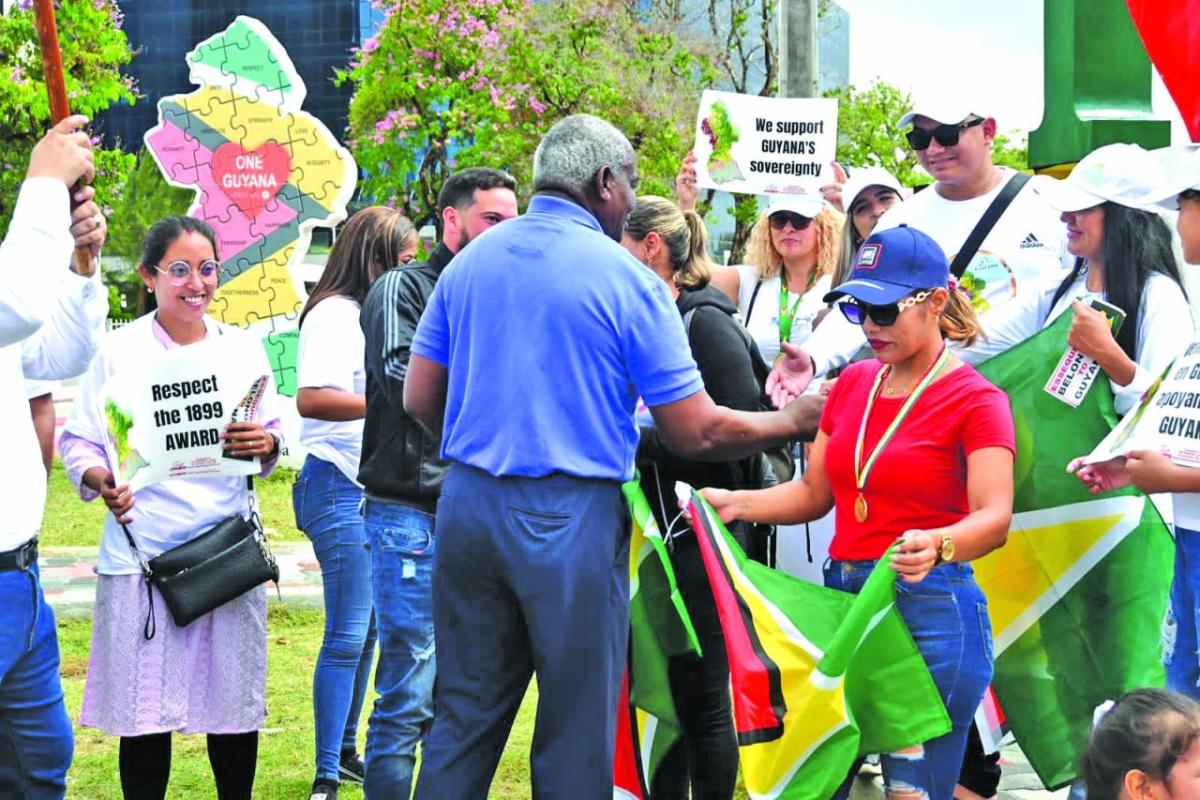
[
  {"xmin": 768, "ymin": 211, "xmax": 814, "ymax": 231},
  {"xmin": 905, "ymin": 118, "xmax": 984, "ymax": 151},
  {"xmin": 839, "ymin": 290, "xmax": 932, "ymax": 326}
]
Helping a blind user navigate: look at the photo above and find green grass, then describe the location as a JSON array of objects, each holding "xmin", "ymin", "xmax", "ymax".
[
  {"xmin": 43, "ymin": 461, "xmax": 307, "ymax": 548},
  {"xmin": 61, "ymin": 606, "xmax": 542, "ymax": 798}
]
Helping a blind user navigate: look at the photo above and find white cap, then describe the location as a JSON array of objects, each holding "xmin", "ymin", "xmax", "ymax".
[
  {"xmin": 898, "ymin": 103, "xmax": 981, "ymax": 128},
  {"xmin": 1141, "ymin": 145, "xmax": 1200, "ymax": 210},
  {"xmin": 1033, "ymin": 143, "xmax": 1164, "ymax": 212},
  {"xmin": 842, "ymin": 167, "xmax": 903, "ymax": 212},
  {"xmin": 766, "ymin": 187, "xmax": 825, "ymax": 219}
]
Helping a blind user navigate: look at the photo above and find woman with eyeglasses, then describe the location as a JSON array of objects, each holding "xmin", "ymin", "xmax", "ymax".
[
  {"xmin": 701, "ymin": 224, "xmax": 1015, "ymax": 800},
  {"xmin": 59, "ymin": 216, "xmax": 283, "ymax": 800},
  {"xmin": 292, "ymin": 207, "xmax": 417, "ymax": 799},
  {"xmin": 958, "ymin": 143, "xmax": 1192, "ymax": 416}
]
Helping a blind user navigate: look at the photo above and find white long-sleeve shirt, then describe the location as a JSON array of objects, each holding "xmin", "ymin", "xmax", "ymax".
[
  {"xmin": 1, "ymin": 178, "xmax": 107, "ymax": 551},
  {"xmin": 806, "ymin": 170, "xmax": 1075, "ymax": 376},
  {"xmin": 957, "ymin": 271, "xmax": 1194, "ymax": 414}
]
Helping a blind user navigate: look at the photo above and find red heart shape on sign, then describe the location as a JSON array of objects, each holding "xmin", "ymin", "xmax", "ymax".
[
  {"xmin": 211, "ymin": 141, "xmax": 292, "ymax": 219},
  {"xmin": 1126, "ymin": 0, "xmax": 1200, "ymax": 141}
]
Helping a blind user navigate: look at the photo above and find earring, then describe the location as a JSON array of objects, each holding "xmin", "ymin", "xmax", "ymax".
[{"xmin": 147, "ymin": 286, "xmax": 154, "ymax": 294}]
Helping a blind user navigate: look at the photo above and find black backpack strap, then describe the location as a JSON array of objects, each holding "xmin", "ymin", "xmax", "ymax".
[{"xmin": 949, "ymin": 172, "xmax": 1031, "ymax": 278}]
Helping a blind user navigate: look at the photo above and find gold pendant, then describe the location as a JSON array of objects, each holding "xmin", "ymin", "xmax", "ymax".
[{"xmin": 854, "ymin": 493, "xmax": 868, "ymax": 523}]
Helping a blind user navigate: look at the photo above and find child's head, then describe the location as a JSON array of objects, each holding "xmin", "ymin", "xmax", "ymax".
[{"xmin": 1082, "ymin": 689, "xmax": 1200, "ymax": 800}]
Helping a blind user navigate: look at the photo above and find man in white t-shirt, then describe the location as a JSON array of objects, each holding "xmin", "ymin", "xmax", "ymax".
[{"xmin": 793, "ymin": 101, "xmax": 1075, "ymax": 380}]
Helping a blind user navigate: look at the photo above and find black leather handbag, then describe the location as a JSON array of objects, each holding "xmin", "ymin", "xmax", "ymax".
[{"xmin": 120, "ymin": 477, "xmax": 279, "ymax": 639}]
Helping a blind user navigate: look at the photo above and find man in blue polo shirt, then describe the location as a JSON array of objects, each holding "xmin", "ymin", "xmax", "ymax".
[{"xmin": 405, "ymin": 114, "xmax": 819, "ymax": 798}]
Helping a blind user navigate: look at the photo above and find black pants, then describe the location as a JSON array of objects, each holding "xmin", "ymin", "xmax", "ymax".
[
  {"xmin": 118, "ymin": 731, "xmax": 258, "ymax": 800},
  {"xmin": 649, "ymin": 533, "xmax": 739, "ymax": 800},
  {"xmin": 958, "ymin": 722, "xmax": 1002, "ymax": 797}
]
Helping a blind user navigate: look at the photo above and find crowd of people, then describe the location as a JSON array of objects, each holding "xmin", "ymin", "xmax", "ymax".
[{"xmin": 3, "ymin": 97, "xmax": 1200, "ymax": 800}]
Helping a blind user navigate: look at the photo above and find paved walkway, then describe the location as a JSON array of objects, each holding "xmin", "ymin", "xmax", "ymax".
[{"xmin": 38, "ymin": 543, "xmax": 1065, "ymax": 799}]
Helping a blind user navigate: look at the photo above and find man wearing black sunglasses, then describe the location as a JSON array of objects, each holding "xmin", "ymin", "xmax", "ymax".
[{"xmin": 788, "ymin": 102, "xmax": 1074, "ymax": 395}]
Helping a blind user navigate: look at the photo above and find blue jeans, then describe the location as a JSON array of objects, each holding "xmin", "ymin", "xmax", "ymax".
[
  {"xmin": 363, "ymin": 499, "xmax": 436, "ymax": 800},
  {"xmin": 293, "ymin": 456, "xmax": 378, "ymax": 782},
  {"xmin": 1165, "ymin": 526, "xmax": 1200, "ymax": 698},
  {"xmin": 0, "ymin": 560, "xmax": 74, "ymax": 799},
  {"xmin": 825, "ymin": 559, "xmax": 994, "ymax": 800},
  {"xmin": 413, "ymin": 464, "xmax": 630, "ymax": 800}
]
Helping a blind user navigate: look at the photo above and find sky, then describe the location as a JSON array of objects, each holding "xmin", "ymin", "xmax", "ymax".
[{"xmin": 834, "ymin": 0, "xmax": 1188, "ymax": 140}]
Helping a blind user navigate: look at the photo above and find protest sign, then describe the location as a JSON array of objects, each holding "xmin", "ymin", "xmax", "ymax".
[
  {"xmin": 1084, "ymin": 340, "xmax": 1200, "ymax": 467},
  {"xmin": 1043, "ymin": 298, "xmax": 1126, "ymax": 408},
  {"xmin": 692, "ymin": 89, "xmax": 838, "ymax": 196},
  {"xmin": 100, "ymin": 336, "xmax": 272, "ymax": 492},
  {"xmin": 1084, "ymin": 340, "xmax": 1200, "ymax": 470}
]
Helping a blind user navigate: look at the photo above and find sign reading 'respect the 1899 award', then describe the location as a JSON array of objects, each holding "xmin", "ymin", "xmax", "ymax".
[{"xmin": 692, "ymin": 89, "xmax": 838, "ymax": 196}]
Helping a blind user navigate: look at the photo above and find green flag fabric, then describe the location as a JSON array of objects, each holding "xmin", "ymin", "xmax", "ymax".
[
  {"xmin": 974, "ymin": 310, "xmax": 1174, "ymax": 788},
  {"xmin": 687, "ymin": 490, "xmax": 950, "ymax": 799}
]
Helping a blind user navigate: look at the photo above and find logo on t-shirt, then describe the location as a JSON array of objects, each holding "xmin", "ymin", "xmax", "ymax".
[
  {"xmin": 1019, "ymin": 233, "xmax": 1045, "ymax": 250},
  {"xmin": 857, "ymin": 243, "xmax": 882, "ymax": 269}
]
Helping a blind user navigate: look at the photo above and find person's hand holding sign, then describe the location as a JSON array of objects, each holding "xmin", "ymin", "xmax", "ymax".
[
  {"xmin": 1068, "ymin": 301, "xmax": 1136, "ymax": 385},
  {"xmin": 82, "ymin": 467, "xmax": 135, "ymax": 524},
  {"xmin": 1066, "ymin": 455, "xmax": 1132, "ymax": 495},
  {"xmin": 675, "ymin": 150, "xmax": 700, "ymax": 212},
  {"xmin": 819, "ymin": 160, "xmax": 849, "ymax": 212},
  {"xmin": 222, "ymin": 422, "xmax": 278, "ymax": 458},
  {"xmin": 765, "ymin": 342, "xmax": 816, "ymax": 408}
]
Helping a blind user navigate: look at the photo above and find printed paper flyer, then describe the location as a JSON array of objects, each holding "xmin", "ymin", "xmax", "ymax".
[{"xmin": 100, "ymin": 336, "xmax": 270, "ymax": 492}]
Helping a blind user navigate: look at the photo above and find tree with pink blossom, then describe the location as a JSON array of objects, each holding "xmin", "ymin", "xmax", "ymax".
[{"xmin": 341, "ymin": 0, "xmax": 712, "ymax": 234}]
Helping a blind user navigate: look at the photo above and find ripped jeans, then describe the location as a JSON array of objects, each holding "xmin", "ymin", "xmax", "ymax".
[
  {"xmin": 825, "ymin": 559, "xmax": 994, "ymax": 800},
  {"xmin": 363, "ymin": 500, "xmax": 436, "ymax": 799},
  {"xmin": 1164, "ymin": 526, "xmax": 1200, "ymax": 699}
]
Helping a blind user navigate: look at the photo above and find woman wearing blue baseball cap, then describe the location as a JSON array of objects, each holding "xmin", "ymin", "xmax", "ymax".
[{"xmin": 702, "ymin": 224, "xmax": 1016, "ymax": 800}]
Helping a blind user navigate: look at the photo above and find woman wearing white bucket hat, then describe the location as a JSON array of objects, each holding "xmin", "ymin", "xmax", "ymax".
[{"xmin": 957, "ymin": 142, "xmax": 1193, "ymax": 414}]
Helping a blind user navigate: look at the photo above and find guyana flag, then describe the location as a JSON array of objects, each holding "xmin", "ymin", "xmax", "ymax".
[
  {"xmin": 974, "ymin": 311, "xmax": 1174, "ymax": 787},
  {"xmin": 686, "ymin": 490, "xmax": 951, "ymax": 800},
  {"xmin": 614, "ymin": 480, "xmax": 702, "ymax": 798}
]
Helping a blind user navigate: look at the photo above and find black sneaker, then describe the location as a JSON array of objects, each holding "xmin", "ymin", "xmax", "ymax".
[
  {"xmin": 338, "ymin": 751, "xmax": 365, "ymax": 785},
  {"xmin": 309, "ymin": 778, "xmax": 339, "ymax": 800}
]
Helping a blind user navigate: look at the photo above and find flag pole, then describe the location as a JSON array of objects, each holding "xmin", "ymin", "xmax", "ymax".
[{"xmin": 32, "ymin": 0, "xmax": 96, "ymax": 276}]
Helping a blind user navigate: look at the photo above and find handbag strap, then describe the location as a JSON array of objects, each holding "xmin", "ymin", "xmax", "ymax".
[
  {"xmin": 745, "ymin": 279, "xmax": 764, "ymax": 324},
  {"xmin": 948, "ymin": 172, "xmax": 1031, "ymax": 278}
]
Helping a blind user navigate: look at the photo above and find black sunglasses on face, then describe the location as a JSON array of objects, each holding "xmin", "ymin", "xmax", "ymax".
[
  {"xmin": 905, "ymin": 118, "xmax": 984, "ymax": 151},
  {"xmin": 768, "ymin": 211, "xmax": 814, "ymax": 231},
  {"xmin": 839, "ymin": 290, "xmax": 932, "ymax": 326}
]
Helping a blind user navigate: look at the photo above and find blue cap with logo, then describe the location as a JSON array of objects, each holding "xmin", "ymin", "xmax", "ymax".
[{"xmin": 822, "ymin": 225, "xmax": 949, "ymax": 305}]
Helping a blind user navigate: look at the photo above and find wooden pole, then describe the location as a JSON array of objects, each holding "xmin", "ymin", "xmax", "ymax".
[{"xmin": 32, "ymin": 0, "xmax": 95, "ymax": 276}]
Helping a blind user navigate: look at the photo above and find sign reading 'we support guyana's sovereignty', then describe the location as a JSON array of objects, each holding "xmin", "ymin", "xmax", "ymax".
[
  {"xmin": 100, "ymin": 336, "xmax": 273, "ymax": 492},
  {"xmin": 1084, "ymin": 339, "xmax": 1200, "ymax": 468},
  {"xmin": 692, "ymin": 89, "xmax": 838, "ymax": 196}
]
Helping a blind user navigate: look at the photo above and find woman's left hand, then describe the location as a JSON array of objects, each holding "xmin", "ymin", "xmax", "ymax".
[
  {"xmin": 222, "ymin": 421, "xmax": 276, "ymax": 458},
  {"xmin": 1067, "ymin": 301, "xmax": 1119, "ymax": 363},
  {"xmin": 890, "ymin": 529, "xmax": 940, "ymax": 583}
]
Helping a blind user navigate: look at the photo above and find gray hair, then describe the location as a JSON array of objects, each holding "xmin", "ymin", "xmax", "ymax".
[{"xmin": 532, "ymin": 114, "xmax": 637, "ymax": 194}]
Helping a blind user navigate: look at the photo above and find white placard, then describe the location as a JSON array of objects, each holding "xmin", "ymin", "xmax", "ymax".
[
  {"xmin": 100, "ymin": 336, "xmax": 271, "ymax": 491},
  {"xmin": 1084, "ymin": 340, "xmax": 1200, "ymax": 467},
  {"xmin": 693, "ymin": 90, "xmax": 838, "ymax": 196}
]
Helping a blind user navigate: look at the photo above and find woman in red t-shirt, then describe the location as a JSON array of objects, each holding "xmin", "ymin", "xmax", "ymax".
[{"xmin": 703, "ymin": 225, "xmax": 1016, "ymax": 800}]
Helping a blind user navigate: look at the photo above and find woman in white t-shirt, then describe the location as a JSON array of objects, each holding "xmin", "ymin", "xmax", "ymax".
[
  {"xmin": 959, "ymin": 143, "xmax": 1193, "ymax": 415},
  {"xmin": 708, "ymin": 192, "xmax": 844, "ymax": 364},
  {"xmin": 293, "ymin": 207, "xmax": 417, "ymax": 794}
]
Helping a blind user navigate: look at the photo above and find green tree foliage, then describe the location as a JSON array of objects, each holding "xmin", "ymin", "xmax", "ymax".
[
  {"xmin": 340, "ymin": 0, "xmax": 708, "ymax": 233},
  {"xmin": 825, "ymin": 79, "xmax": 1029, "ymax": 187},
  {"xmin": 0, "ymin": 0, "xmax": 137, "ymax": 233},
  {"xmin": 105, "ymin": 148, "xmax": 194, "ymax": 259}
]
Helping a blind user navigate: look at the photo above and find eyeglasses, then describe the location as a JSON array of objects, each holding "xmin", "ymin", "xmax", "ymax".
[
  {"xmin": 152, "ymin": 260, "xmax": 221, "ymax": 285},
  {"xmin": 768, "ymin": 211, "xmax": 814, "ymax": 231},
  {"xmin": 839, "ymin": 290, "xmax": 932, "ymax": 326},
  {"xmin": 905, "ymin": 118, "xmax": 984, "ymax": 151}
]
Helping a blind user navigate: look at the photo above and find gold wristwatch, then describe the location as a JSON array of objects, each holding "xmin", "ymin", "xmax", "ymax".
[{"xmin": 934, "ymin": 531, "xmax": 956, "ymax": 566}]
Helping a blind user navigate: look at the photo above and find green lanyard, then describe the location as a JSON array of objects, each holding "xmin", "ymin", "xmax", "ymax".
[
  {"xmin": 778, "ymin": 270, "xmax": 818, "ymax": 346},
  {"xmin": 851, "ymin": 345, "xmax": 951, "ymax": 523}
]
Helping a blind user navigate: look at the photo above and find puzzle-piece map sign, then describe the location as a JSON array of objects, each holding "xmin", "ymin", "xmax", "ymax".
[{"xmin": 145, "ymin": 16, "xmax": 355, "ymax": 410}]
